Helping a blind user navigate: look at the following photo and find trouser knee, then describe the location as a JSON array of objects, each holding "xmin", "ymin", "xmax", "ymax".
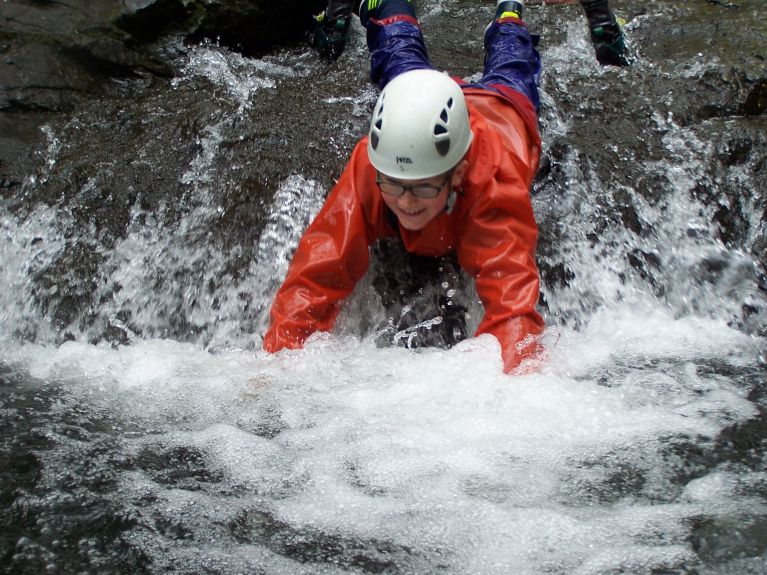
[
  {"xmin": 482, "ymin": 21, "xmax": 541, "ymax": 110},
  {"xmin": 364, "ymin": 13, "xmax": 431, "ymax": 88}
]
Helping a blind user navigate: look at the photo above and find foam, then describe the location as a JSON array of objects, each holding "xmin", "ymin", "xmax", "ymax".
[{"xmin": 3, "ymin": 306, "xmax": 761, "ymax": 572}]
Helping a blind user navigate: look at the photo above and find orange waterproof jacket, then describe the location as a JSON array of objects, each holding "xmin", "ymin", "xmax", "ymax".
[{"xmin": 263, "ymin": 87, "xmax": 545, "ymax": 372}]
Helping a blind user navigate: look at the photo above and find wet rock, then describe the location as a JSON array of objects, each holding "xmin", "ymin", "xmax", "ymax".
[
  {"xmin": 743, "ymin": 78, "xmax": 767, "ymax": 116},
  {"xmin": 0, "ymin": 0, "xmax": 325, "ymax": 183},
  {"xmin": 1, "ymin": 0, "xmax": 325, "ymax": 113},
  {"xmin": 533, "ymin": 0, "xmax": 767, "ymax": 316}
]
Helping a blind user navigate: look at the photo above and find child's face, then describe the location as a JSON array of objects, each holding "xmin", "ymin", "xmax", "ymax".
[{"xmin": 378, "ymin": 172, "xmax": 452, "ymax": 231}]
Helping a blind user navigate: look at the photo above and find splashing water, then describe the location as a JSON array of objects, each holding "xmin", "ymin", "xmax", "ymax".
[
  {"xmin": 2, "ymin": 312, "xmax": 763, "ymax": 573},
  {"xmin": 1, "ymin": 4, "xmax": 766, "ymax": 575}
]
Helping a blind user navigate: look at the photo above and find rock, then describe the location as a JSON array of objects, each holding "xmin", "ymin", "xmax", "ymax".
[{"xmin": 0, "ymin": 0, "xmax": 325, "ymax": 183}]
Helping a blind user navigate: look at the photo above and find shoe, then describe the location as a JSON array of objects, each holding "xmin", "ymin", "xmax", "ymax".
[
  {"xmin": 589, "ymin": 18, "xmax": 630, "ymax": 66},
  {"xmin": 312, "ymin": 0, "xmax": 355, "ymax": 61},
  {"xmin": 485, "ymin": 0, "xmax": 524, "ymax": 35},
  {"xmin": 494, "ymin": 0, "xmax": 525, "ymax": 20}
]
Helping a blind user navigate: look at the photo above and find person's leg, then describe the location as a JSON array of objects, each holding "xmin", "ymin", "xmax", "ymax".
[
  {"xmin": 480, "ymin": 1, "xmax": 542, "ymax": 111},
  {"xmin": 579, "ymin": 0, "xmax": 630, "ymax": 66},
  {"xmin": 313, "ymin": 0, "xmax": 356, "ymax": 61},
  {"xmin": 358, "ymin": 0, "xmax": 434, "ymax": 88}
]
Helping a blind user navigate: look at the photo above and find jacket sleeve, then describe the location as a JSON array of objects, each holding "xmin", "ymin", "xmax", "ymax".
[
  {"xmin": 457, "ymin": 157, "xmax": 545, "ymax": 373},
  {"xmin": 263, "ymin": 155, "xmax": 374, "ymax": 353}
]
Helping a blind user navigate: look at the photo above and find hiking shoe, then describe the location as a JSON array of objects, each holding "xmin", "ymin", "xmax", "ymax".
[
  {"xmin": 494, "ymin": 0, "xmax": 525, "ymax": 20},
  {"xmin": 589, "ymin": 18, "xmax": 631, "ymax": 66},
  {"xmin": 312, "ymin": 0, "xmax": 355, "ymax": 60},
  {"xmin": 485, "ymin": 0, "xmax": 524, "ymax": 36}
]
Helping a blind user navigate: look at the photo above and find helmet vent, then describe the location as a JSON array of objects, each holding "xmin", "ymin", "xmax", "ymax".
[
  {"xmin": 434, "ymin": 103, "xmax": 450, "ymax": 155},
  {"xmin": 371, "ymin": 118, "xmax": 383, "ymax": 150}
]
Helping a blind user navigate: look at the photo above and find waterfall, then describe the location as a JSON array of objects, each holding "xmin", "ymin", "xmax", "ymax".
[{"xmin": 1, "ymin": 3, "xmax": 765, "ymax": 574}]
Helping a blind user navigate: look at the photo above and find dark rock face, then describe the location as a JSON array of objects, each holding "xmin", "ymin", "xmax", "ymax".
[{"xmin": 0, "ymin": 0, "xmax": 324, "ymax": 184}]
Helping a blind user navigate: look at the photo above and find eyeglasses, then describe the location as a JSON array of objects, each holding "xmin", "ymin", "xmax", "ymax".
[{"xmin": 376, "ymin": 172, "xmax": 452, "ymax": 199}]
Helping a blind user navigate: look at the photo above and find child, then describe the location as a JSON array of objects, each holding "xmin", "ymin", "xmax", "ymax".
[{"xmin": 264, "ymin": 0, "xmax": 545, "ymax": 372}]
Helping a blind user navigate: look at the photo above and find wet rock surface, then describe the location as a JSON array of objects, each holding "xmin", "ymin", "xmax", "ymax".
[{"xmin": 0, "ymin": 0, "xmax": 325, "ymax": 187}]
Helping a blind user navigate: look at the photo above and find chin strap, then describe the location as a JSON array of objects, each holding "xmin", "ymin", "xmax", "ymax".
[{"xmin": 446, "ymin": 187, "xmax": 463, "ymax": 215}]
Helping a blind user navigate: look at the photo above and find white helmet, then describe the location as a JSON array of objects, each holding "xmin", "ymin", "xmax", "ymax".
[{"xmin": 367, "ymin": 68, "xmax": 474, "ymax": 179}]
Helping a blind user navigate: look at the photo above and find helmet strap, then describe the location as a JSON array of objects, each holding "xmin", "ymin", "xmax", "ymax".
[{"xmin": 445, "ymin": 187, "xmax": 462, "ymax": 215}]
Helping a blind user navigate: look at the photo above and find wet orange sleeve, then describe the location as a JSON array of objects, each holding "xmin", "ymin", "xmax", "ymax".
[
  {"xmin": 458, "ymin": 157, "xmax": 544, "ymax": 373},
  {"xmin": 263, "ymin": 162, "xmax": 373, "ymax": 353}
]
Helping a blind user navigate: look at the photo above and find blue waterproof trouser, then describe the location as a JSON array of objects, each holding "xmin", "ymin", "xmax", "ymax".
[{"xmin": 364, "ymin": 4, "xmax": 541, "ymax": 111}]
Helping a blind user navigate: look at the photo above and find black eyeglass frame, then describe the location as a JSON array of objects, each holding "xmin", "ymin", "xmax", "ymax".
[{"xmin": 375, "ymin": 171, "xmax": 453, "ymax": 199}]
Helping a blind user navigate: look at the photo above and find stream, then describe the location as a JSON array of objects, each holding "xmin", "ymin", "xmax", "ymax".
[{"xmin": 1, "ymin": 1, "xmax": 766, "ymax": 573}]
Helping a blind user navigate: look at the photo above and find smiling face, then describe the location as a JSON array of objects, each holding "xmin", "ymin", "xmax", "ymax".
[
  {"xmin": 378, "ymin": 161, "xmax": 468, "ymax": 231},
  {"xmin": 378, "ymin": 173, "xmax": 450, "ymax": 230}
]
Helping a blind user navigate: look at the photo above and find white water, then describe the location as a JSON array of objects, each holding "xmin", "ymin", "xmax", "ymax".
[
  {"xmin": 2, "ymin": 306, "xmax": 763, "ymax": 573},
  {"xmin": 2, "ymin": 17, "xmax": 766, "ymax": 575}
]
